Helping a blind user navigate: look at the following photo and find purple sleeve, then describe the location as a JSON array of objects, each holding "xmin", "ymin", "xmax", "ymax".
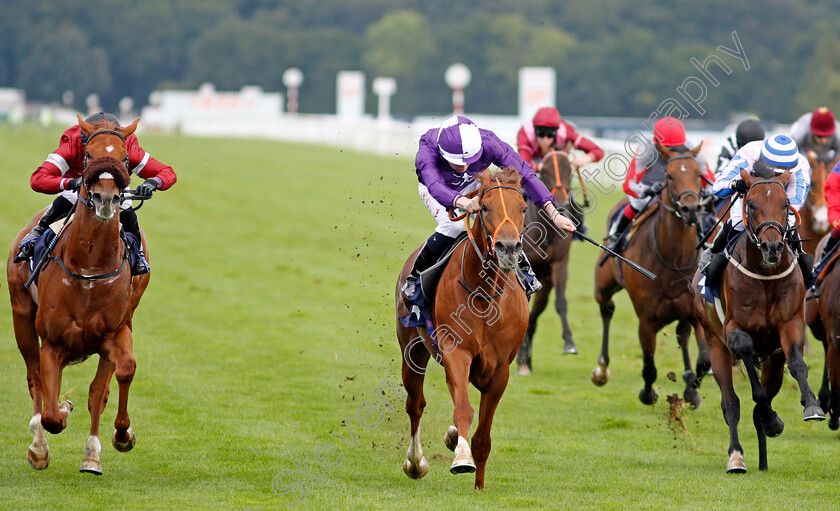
[
  {"xmin": 483, "ymin": 131, "xmax": 555, "ymax": 208},
  {"xmin": 415, "ymin": 129, "xmax": 459, "ymax": 207}
]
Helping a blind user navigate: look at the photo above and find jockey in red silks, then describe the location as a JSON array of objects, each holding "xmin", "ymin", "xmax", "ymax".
[
  {"xmin": 401, "ymin": 115, "xmax": 577, "ymax": 299},
  {"xmin": 17, "ymin": 112, "xmax": 177, "ymax": 275},
  {"xmin": 811, "ymin": 159, "xmax": 840, "ymax": 291},
  {"xmin": 516, "ymin": 107, "xmax": 604, "ymax": 171},
  {"xmin": 606, "ymin": 116, "xmax": 714, "ymax": 251}
]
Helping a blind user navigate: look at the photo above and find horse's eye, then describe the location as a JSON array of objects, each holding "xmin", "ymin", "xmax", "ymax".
[
  {"xmin": 523, "ymin": 206, "xmax": 528, "ymax": 214},
  {"xmin": 746, "ymin": 201, "xmax": 755, "ymax": 210},
  {"xmin": 481, "ymin": 204, "xmax": 488, "ymax": 213}
]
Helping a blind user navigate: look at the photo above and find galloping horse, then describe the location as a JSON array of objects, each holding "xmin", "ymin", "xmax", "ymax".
[
  {"xmin": 517, "ymin": 147, "xmax": 582, "ymax": 374},
  {"xmin": 396, "ymin": 167, "xmax": 529, "ymax": 489},
  {"xmin": 806, "ymin": 233, "xmax": 840, "ymax": 430},
  {"xmin": 6, "ymin": 115, "xmax": 150, "ymax": 475},
  {"xmin": 798, "ymin": 154, "xmax": 838, "ymax": 255},
  {"xmin": 593, "ymin": 143, "xmax": 709, "ymax": 407},
  {"xmin": 693, "ymin": 166, "xmax": 824, "ymax": 473}
]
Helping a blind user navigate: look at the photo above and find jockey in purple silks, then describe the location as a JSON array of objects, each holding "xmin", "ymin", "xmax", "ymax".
[{"xmin": 401, "ymin": 115, "xmax": 577, "ymax": 298}]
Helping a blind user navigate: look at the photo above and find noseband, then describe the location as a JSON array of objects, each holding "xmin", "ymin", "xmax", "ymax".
[{"xmin": 743, "ymin": 178, "xmax": 794, "ymax": 248}]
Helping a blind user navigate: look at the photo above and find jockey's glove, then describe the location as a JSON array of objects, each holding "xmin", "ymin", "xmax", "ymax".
[
  {"xmin": 645, "ymin": 182, "xmax": 665, "ymax": 196},
  {"xmin": 67, "ymin": 177, "xmax": 83, "ymax": 191},
  {"xmin": 729, "ymin": 178, "xmax": 747, "ymax": 194},
  {"xmin": 136, "ymin": 179, "xmax": 159, "ymax": 197}
]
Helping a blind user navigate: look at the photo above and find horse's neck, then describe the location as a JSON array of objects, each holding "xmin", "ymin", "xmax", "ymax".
[
  {"xmin": 64, "ymin": 211, "xmax": 122, "ymax": 269},
  {"xmin": 653, "ymin": 202, "xmax": 696, "ymax": 263}
]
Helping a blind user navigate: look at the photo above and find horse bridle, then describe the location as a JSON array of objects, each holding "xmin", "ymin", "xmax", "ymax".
[
  {"xmin": 658, "ymin": 154, "xmax": 708, "ymax": 222},
  {"xmin": 542, "ymin": 151, "xmax": 570, "ymax": 203},
  {"xmin": 78, "ymin": 128, "xmax": 134, "ymax": 210},
  {"xmin": 742, "ymin": 178, "xmax": 794, "ymax": 248}
]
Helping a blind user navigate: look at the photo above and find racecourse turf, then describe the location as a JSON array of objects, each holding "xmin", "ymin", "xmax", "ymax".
[{"xmin": 0, "ymin": 124, "xmax": 837, "ymax": 510}]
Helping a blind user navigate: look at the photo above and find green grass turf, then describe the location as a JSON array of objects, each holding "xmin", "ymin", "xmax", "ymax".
[{"xmin": 0, "ymin": 123, "xmax": 836, "ymax": 510}]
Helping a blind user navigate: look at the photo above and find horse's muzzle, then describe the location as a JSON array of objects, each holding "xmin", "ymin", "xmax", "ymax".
[
  {"xmin": 494, "ymin": 240, "xmax": 522, "ymax": 271},
  {"xmin": 760, "ymin": 240, "xmax": 784, "ymax": 266}
]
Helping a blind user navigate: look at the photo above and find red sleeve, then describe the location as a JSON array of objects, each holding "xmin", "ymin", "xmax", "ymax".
[
  {"xmin": 30, "ymin": 127, "xmax": 85, "ymax": 194},
  {"xmin": 126, "ymin": 135, "xmax": 177, "ymax": 190},
  {"xmin": 562, "ymin": 122, "xmax": 605, "ymax": 162},
  {"xmin": 623, "ymin": 156, "xmax": 642, "ymax": 197},
  {"xmin": 516, "ymin": 126, "xmax": 536, "ymax": 168},
  {"xmin": 826, "ymin": 171, "xmax": 840, "ymax": 228}
]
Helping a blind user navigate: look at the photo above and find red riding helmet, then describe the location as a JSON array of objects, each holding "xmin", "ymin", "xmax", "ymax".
[
  {"xmin": 532, "ymin": 107, "xmax": 561, "ymax": 128},
  {"xmin": 653, "ymin": 117, "xmax": 686, "ymax": 146},
  {"xmin": 810, "ymin": 107, "xmax": 836, "ymax": 137}
]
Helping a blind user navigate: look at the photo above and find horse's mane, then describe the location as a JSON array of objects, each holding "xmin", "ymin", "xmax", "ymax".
[
  {"xmin": 486, "ymin": 167, "xmax": 522, "ymax": 187},
  {"xmin": 84, "ymin": 156, "xmax": 131, "ymax": 190},
  {"xmin": 752, "ymin": 158, "xmax": 782, "ymax": 179}
]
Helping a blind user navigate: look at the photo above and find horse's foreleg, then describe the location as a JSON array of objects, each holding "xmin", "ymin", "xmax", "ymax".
[
  {"xmin": 728, "ymin": 327, "xmax": 783, "ymax": 438},
  {"xmin": 638, "ymin": 321, "xmax": 659, "ymax": 405},
  {"xmin": 80, "ymin": 356, "xmax": 116, "ymax": 475},
  {"xmin": 826, "ymin": 330, "xmax": 840, "ymax": 430},
  {"xmin": 592, "ymin": 297, "xmax": 615, "ymax": 386},
  {"xmin": 518, "ymin": 286, "xmax": 550, "ymax": 375},
  {"xmin": 552, "ymin": 260, "xmax": 577, "ymax": 354},
  {"xmin": 104, "ymin": 326, "xmax": 136, "ymax": 452},
  {"xmin": 401, "ymin": 335, "xmax": 431, "ymax": 479},
  {"xmin": 442, "ymin": 349, "xmax": 476, "ymax": 475},
  {"xmin": 780, "ymin": 322, "xmax": 825, "ymax": 421},
  {"xmin": 708, "ymin": 337, "xmax": 745, "ymax": 473},
  {"xmin": 675, "ymin": 319, "xmax": 702, "ymax": 408},
  {"xmin": 39, "ymin": 342, "xmax": 69, "ymax": 435},
  {"xmin": 691, "ymin": 317, "xmax": 711, "ymax": 386},
  {"xmin": 471, "ymin": 365, "xmax": 510, "ymax": 490}
]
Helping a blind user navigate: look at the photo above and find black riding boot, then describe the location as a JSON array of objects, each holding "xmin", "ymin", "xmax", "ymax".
[
  {"xmin": 606, "ymin": 210, "xmax": 634, "ymax": 252},
  {"xmin": 788, "ymin": 230, "xmax": 813, "ymax": 288},
  {"xmin": 810, "ymin": 234, "xmax": 840, "ymax": 296},
  {"xmin": 401, "ymin": 232, "xmax": 456, "ymax": 298},
  {"xmin": 15, "ymin": 196, "xmax": 74, "ymax": 261},
  {"xmin": 515, "ymin": 253, "xmax": 543, "ymax": 296},
  {"xmin": 120, "ymin": 209, "xmax": 149, "ymax": 275},
  {"xmin": 699, "ymin": 220, "xmax": 734, "ymax": 284}
]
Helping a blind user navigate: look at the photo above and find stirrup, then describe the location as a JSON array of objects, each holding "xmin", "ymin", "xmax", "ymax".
[
  {"xmin": 131, "ymin": 252, "xmax": 150, "ymax": 276},
  {"xmin": 401, "ymin": 274, "xmax": 418, "ymax": 299}
]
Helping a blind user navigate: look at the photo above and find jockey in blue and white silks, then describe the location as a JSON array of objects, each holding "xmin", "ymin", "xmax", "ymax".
[{"xmin": 713, "ymin": 135, "xmax": 810, "ymax": 232}]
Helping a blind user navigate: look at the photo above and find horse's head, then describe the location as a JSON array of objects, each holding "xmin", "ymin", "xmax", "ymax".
[
  {"xmin": 656, "ymin": 142, "xmax": 704, "ymax": 226},
  {"xmin": 539, "ymin": 148, "xmax": 572, "ymax": 205},
  {"xmin": 478, "ymin": 168, "xmax": 527, "ymax": 272},
  {"xmin": 806, "ymin": 153, "xmax": 832, "ymax": 232},
  {"xmin": 81, "ymin": 153, "xmax": 131, "ymax": 221},
  {"xmin": 741, "ymin": 163, "xmax": 792, "ymax": 267},
  {"xmin": 77, "ymin": 114, "xmax": 139, "ymax": 172}
]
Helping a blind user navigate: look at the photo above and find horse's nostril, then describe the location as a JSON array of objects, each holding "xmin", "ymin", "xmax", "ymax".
[{"xmin": 514, "ymin": 241, "xmax": 522, "ymax": 254}]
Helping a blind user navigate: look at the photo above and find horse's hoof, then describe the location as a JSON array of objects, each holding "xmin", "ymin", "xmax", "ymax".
[
  {"xmin": 444, "ymin": 426, "xmax": 458, "ymax": 452},
  {"xmin": 59, "ymin": 400, "xmax": 74, "ymax": 415},
  {"xmin": 726, "ymin": 452, "xmax": 747, "ymax": 474},
  {"xmin": 450, "ymin": 454, "xmax": 476, "ymax": 474},
  {"xmin": 762, "ymin": 413, "xmax": 785, "ymax": 438},
  {"xmin": 563, "ymin": 342, "xmax": 578, "ymax": 355},
  {"xmin": 517, "ymin": 365, "xmax": 531, "ymax": 376},
  {"xmin": 112, "ymin": 427, "xmax": 135, "ymax": 452},
  {"xmin": 804, "ymin": 405, "xmax": 826, "ymax": 422},
  {"xmin": 829, "ymin": 415, "xmax": 839, "ymax": 431},
  {"xmin": 403, "ymin": 457, "xmax": 429, "ymax": 479},
  {"xmin": 79, "ymin": 458, "xmax": 103, "ymax": 475},
  {"xmin": 684, "ymin": 388, "xmax": 702, "ymax": 409},
  {"xmin": 591, "ymin": 366, "xmax": 610, "ymax": 386},
  {"xmin": 639, "ymin": 387, "xmax": 659, "ymax": 405},
  {"xmin": 26, "ymin": 449, "xmax": 49, "ymax": 470}
]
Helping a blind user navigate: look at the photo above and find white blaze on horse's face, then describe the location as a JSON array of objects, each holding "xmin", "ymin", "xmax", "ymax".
[
  {"xmin": 680, "ymin": 164, "xmax": 686, "ymax": 173},
  {"xmin": 105, "ymin": 145, "xmax": 114, "ymax": 153}
]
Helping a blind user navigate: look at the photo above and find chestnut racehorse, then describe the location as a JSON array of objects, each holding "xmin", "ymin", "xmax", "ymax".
[
  {"xmin": 396, "ymin": 167, "xmax": 529, "ymax": 489},
  {"xmin": 517, "ymin": 147, "xmax": 583, "ymax": 374},
  {"xmin": 593, "ymin": 143, "xmax": 709, "ymax": 407},
  {"xmin": 693, "ymin": 166, "xmax": 824, "ymax": 473},
  {"xmin": 806, "ymin": 233, "xmax": 840, "ymax": 430},
  {"xmin": 6, "ymin": 115, "xmax": 150, "ymax": 475},
  {"xmin": 798, "ymin": 155, "xmax": 837, "ymax": 255}
]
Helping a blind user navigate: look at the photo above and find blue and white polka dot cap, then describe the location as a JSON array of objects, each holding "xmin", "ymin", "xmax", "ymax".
[{"xmin": 760, "ymin": 135, "xmax": 799, "ymax": 168}]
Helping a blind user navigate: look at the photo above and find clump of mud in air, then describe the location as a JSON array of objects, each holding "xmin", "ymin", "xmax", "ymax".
[{"xmin": 667, "ymin": 393, "xmax": 686, "ymax": 431}]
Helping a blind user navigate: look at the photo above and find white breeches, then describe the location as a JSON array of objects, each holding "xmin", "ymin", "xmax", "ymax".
[{"xmin": 418, "ymin": 182, "xmax": 479, "ymax": 238}]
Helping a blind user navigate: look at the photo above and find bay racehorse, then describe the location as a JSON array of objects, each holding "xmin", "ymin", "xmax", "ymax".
[
  {"xmin": 396, "ymin": 167, "xmax": 529, "ymax": 489},
  {"xmin": 693, "ymin": 166, "xmax": 825, "ymax": 473},
  {"xmin": 6, "ymin": 115, "xmax": 150, "ymax": 475},
  {"xmin": 798, "ymin": 154, "xmax": 837, "ymax": 255},
  {"xmin": 593, "ymin": 143, "xmax": 710, "ymax": 407},
  {"xmin": 517, "ymin": 146, "xmax": 584, "ymax": 374},
  {"xmin": 806, "ymin": 233, "xmax": 840, "ymax": 430}
]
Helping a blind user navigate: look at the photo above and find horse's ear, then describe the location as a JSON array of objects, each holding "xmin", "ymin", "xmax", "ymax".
[
  {"xmin": 78, "ymin": 114, "xmax": 94, "ymax": 137},
  {"xmin": 778, "ymin": 168, "xmax": 791, "ymax": 186},
  {"xmin": 121, "ymin": 118, "xmax": 140, "ymax": 138},
  {"xmin": 655, "ymin": 141, "xmax": 674, "ymax": 161},
  {"xmin": 689, "ymin": 140, "xmax": 703, "ymax": 158},
  {"xmin": 739, "ymin": 167, "xmax": 752, "ymax": 186}
]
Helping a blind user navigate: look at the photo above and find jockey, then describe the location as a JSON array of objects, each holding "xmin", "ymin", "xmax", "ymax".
[
  {"xmin": 606, "ymin": 117, "xmax": 714, "ymax": 251},
  {"xmin": 716, "ymin": 118, "xmax": 765, "ymax": 176},
  {"xmin": 517, "ymin": 107, "xmax": 604, "ymax": 172},
  {"xmin": 701, "ymin": 135, "xmax": 812, "ymax": 283},
  {"xmin": 16, "ymin": 112, "xmax": 177, "ymax": 275},
  {"xmin": 401, "ymin": 115, "xmax": 577, "ymax": 299},
  {"xmin": 810, "ymin": 159, "xmax": 840, "ymax": 292},
  {"xmin": 791, "ymin": 107, "xmax": 840, "ymax": 162}
]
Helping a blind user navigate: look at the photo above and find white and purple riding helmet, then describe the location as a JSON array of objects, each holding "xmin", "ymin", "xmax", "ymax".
[
  {"xmin": 437, "ymin": 115, "xmax": 483, "ymax": 165},
  {"xmin": 760, "ymin": 135, "xmax": 799, "ymax": 168}
]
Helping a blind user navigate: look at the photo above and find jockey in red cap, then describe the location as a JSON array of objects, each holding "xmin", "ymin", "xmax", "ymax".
[
  {"xmin": 517, "ymin": 107, "xmax": 604, "ymax": 171},
  {"xmin": 16, "ymin": 112, "xmax": 177, "ymax": 275},
  {"xmin": 791, "ymin": 107, "xmax": 840, "ymax": 162},
  {"xmin": 606, "ymin": 117, "xmax": 714, "ymax": 251}
]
